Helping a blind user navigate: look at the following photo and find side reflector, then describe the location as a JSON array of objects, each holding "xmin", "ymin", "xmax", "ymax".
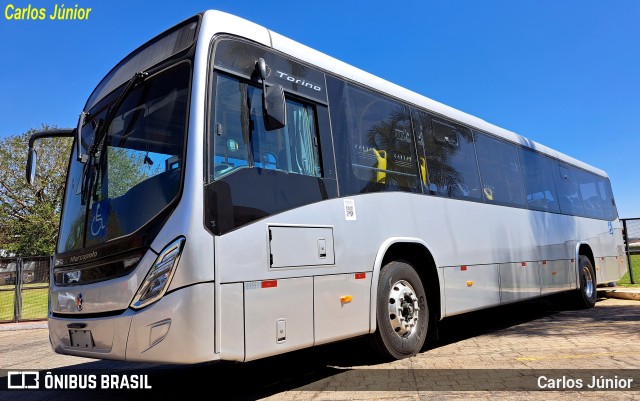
[
  {"xmin": 355, "ymin": 273, "xmax": 366, "ymax": 280},
  {"xmin": 461, "ymin": 266, "xmax": 467, "ymax": 271},
  {"xmin": 552, "ymin": 272, "xmax": 557, "ymax": 276},
  {"xmin": 261, "ymin": 280, "xmax": 277, "ymax": 288},
  {"xmin": 340, "ymin": 295, "xmax": 353, "ymax": 303},
  {"xmin": 542, "ymin": 260, "xmax": 547, "ymax": 265},
  {"xmin": 521, "ymin": 262, "xmax": 527, "ymax": 267},
  {"xmin": 466, "ymin": 281, "xmax": 473, "ymax": 287}
]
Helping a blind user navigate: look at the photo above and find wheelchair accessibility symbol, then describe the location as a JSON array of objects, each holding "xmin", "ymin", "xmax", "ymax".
[{"xmin": 89, "ymin": 200, "xmax": 110, "ymax": 239}]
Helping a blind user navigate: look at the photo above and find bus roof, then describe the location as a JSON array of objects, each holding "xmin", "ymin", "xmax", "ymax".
[{"xmin": 202, "ymin": 10, "xmax": 606, "ymax": 177}]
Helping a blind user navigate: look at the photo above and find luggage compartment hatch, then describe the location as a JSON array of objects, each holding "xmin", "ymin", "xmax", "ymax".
[{"xmin": 269, "ymin": 225, "xmax": 334, "ymax": 268}]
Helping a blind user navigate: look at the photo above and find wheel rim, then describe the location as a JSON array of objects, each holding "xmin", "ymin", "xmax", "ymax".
[
  {"xmin": 583, "ymin": 265, "xmax": 594, "ymax": 298},
  {"xmin": 388, "ymin": 280, "xmax": 420, "ymax": 338}
]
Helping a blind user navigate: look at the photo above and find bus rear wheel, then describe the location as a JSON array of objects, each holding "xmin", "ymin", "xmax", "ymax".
[
  {"xmin": 574, "ymin": 255, "xmax": 597, "ymax": 308},
  {"xmin": 370, "ymin": 260, "xmax": 428, "ymax": 360}
]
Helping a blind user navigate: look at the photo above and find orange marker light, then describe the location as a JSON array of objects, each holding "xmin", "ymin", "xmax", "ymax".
[
  {"xmin": 340, "ymin": 295, "xmax": 353, "ymax": 303},
  {"xmin": 466, "ymin": 281, "xmax": 474, "ymax": 287}
]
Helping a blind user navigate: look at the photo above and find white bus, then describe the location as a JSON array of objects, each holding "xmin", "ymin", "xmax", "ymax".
[{"xmin": 27, "ymin": 10, "xmax": 627, "ymax": 363}]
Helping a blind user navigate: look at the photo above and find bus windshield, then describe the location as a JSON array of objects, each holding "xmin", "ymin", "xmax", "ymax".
[{"xmin": 57, "ymin": 64, "xmax": 190, "ymax": 253}]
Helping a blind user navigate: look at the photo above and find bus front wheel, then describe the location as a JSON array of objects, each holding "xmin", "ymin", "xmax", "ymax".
[
  {"xmin": 370, "ymin": 260, "xmax": 428, "ymax": 360},
  {"xmin": 574, "ymin": 255, "xmax": 597, "ymax": 308}
]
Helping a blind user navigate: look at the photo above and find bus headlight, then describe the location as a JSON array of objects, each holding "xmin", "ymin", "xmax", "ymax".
[{"xmin": 131, "ymin": 237, "xmax": 185, "ymax": 310}]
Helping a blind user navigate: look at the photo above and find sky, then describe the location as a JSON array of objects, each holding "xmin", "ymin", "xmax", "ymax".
[{"xmin": 1, "ymin": 0, "xmax": 639, "ymax": 217}]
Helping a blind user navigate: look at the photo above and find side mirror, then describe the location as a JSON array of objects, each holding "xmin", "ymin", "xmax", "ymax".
[
  {"xmin": 26, "ymin": 147, "xmax": 37, "ymax": 185},
  {"xmin": 256, "ymin": 58, "xmax": 286, "ymax": 131},
  {"xmin": 263, "ymin": 84, "xmax": 286, "ymax": 131}
]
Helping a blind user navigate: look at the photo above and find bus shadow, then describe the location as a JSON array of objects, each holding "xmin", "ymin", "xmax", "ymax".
[{"xmin": 4, "ymin": 293, "xmax": 636, "ymax": 401}]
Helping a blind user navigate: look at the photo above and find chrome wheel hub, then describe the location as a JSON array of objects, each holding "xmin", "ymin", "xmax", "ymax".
[
  {"xmin": 583, "ymin": 265, "xmax": 594, "ymax": 298},
  {"xmin": 388, "ymin": 280, "xmax": 420, "ymax": 338}
]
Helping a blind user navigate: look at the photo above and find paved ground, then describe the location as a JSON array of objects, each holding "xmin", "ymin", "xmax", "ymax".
[{"xmin": 0, "ymin": 294, "xmax": 639, "ymax": 400}]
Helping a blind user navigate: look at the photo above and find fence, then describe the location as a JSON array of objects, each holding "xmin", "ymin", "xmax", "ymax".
[
  {"xmin": 0, "ymin": 256, "xmax": 51, "ymax": 322},
  {"xmin": 622, "ymin": 218, "xmax": 639, "ymax": 284},
  {"xmin": 0, "ymin": 220, "xmax": 636, "ymax": 322}
]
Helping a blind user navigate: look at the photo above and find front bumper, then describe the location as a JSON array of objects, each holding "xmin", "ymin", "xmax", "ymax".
[{"xmin": 49, "ymin": 282, "xmax": 216, "ymax": 364}]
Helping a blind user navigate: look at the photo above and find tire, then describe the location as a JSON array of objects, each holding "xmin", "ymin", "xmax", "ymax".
[
  {"xmin": 574, "ymin": 255, "xmax": 597, "ymax": 308},
  {"xmin": 370, "ymin": 260, "xmax": 428, "ymax": 360}
]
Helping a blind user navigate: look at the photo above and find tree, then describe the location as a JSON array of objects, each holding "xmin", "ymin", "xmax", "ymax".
[{"xmin": 0, "ymin": 127, "xmax": 71, "ymax": 255}]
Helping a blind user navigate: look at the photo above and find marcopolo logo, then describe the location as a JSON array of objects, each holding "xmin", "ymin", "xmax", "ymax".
[{"xmin": 8, "ymin": 371, "xmax": 40, "ymax": 389}]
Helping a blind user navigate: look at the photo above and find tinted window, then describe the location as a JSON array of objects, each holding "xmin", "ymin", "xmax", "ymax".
[
  {"xmin": 598, "ymin": 178, "xmax": 618, "ymax": 220},
  {"xmin": 518, "ymin": 148, "xmax": 560, "ymax": 212},
  {"xmin": 412, "ymin": 110, "xmax": 429, "ymax": 188},
  {"xmin": 556, "ymin": 164, "xmax": 584, "ymax": 215},
  {"xmin": 474, "ymin": 133, "xmax": 526, "ymax": 206},
  {"xmin": 575, "ymin": 169, "xmax": 605, "ymax": 219},
  {"xmin": 327, "ymin": 76, "xmax": 419, "ymax": 194},
  {"xmin": 413, "ymin": 111, "xmax": 481, "ymax": 200}
]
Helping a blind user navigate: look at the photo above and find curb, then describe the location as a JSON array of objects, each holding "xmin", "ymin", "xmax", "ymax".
[
  {"xmin": 600, "ymin": 290, "xmax": 640, "ymax": 301},
  {"xmin": 0, "ymin": 321, "xmax": 48, "ymax": 331}
]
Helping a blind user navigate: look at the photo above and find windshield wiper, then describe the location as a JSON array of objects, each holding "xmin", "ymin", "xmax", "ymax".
[
  {"xmin": 79, "ymin": 71, "xmax": 147, "ymax": 205},
  {"xmin": 89, "ymin": 71, "xmax": 148, "ymax": 158}
]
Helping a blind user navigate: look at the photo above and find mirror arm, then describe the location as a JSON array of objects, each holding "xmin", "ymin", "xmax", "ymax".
[
  {"xmin": 27, "ymin": 128, "xmax": 75, "ymax": 149},
  {"xmin": 256, "ymin": 58, "xmax": 269, "ymax": 111},
  {"xmin": 76, "ymin": 112, "xmax": 88, "ymax": 162},
  {"xmin": 256, "ymin": 58, "xmax": 286, "ymax": 131},
  {"xmin": 25, "ymin": 128, "xmax": 75, "ymax": 185}
]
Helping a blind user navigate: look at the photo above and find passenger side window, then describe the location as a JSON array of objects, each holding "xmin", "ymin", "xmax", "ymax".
[
  {"xmin": 418, "ymin": 115, "xmax": 482, "ymax": 200},
  {"xmin": 518, "ymin": 149, "xmax": 560, "ymax": 212},
  {"xmin": 411, "ymin": 110, "xmax": 429, "ymax": 189},
  {"xmin": 575, "ymin": 169, "xmax": 605, "ymax": 219},
  {"xmin": 474, "ymin": 133, "xmax": 525, "ymax": 206},
  {"xmin": 598, "ymin": 178, "xmax": 617, "ymax": 220},
  {"xmin": 343, "ymin": 84, "xmax": 419, "ymax": 193},
  {"xmin": 556, "ymin": 164, "xmax": 584, "ymax": 215}
]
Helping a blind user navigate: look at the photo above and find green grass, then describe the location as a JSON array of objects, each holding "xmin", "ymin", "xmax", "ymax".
[
  {"xmin": 19, "ymin": 288, "xmax": 48, "ymax": 320},
  {"xmin": 0, "ymin": 290, "xmax": 16, "ymax": 321},
  {"xmin": 618, "ymin": 254, "xmax": 640, "ymax": 287},
  {"xmin": 0, "ymin": 287, "xmax": 48, "ymax": 321}
]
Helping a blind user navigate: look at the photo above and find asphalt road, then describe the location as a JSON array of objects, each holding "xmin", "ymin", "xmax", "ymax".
[{"xmin": 1, "ymin": 295, "xmax": 639, "ymax": 400}]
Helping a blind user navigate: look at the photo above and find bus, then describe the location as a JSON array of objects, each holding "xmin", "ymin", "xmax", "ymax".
[{"xmin": 26, "ymin": 10, "xmax": 627, "ymax": 363}]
